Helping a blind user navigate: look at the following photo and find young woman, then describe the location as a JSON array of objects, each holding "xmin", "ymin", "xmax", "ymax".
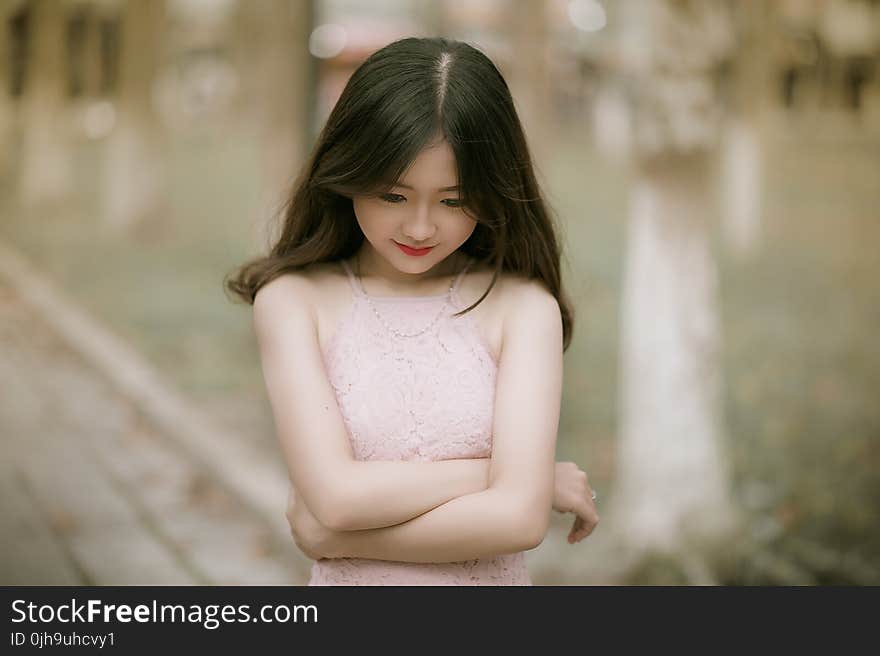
[{"xmin": 226, "ymin": 37, "xmax": 598, "ymax": 585}]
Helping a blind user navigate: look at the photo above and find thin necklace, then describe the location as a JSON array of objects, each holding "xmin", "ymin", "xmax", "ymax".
[{"xmin": 355, "ymin": 253, "xmax": 460, "ymax": 339}]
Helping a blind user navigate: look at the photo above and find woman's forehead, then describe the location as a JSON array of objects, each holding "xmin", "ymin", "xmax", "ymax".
[{"xmin": 393, "ymin": 141, "xmax": 459, "ymax": 189}]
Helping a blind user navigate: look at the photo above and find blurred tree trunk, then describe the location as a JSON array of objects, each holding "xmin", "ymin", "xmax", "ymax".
[
  {"xmin": 19, "ymin": 0, "xmax": 72, "ymax": 209},
  {"xmin": 235, "ymin": 0, "xmax": 315, "ymax": 251},
  {"xmin": 506, "ymin": 0, "xmax": 552, "ymax": 165},
  {"xmin": 612, "ymin": 0, "xmax": 743, "ymax": 581},
  {"xmin": 103, "ymin": 0, "xmax": 166, "ymax": 231},
  {"xmin": 82, "ymin": 4, "xmax": 106, "ymax": 100},
  {"xmin": 0, "ymin": 2, "xmax": 14, "ymax": 183},
  {"xmin": 719, "ymin": 0, "xmax": 775, "ymax": 260}
]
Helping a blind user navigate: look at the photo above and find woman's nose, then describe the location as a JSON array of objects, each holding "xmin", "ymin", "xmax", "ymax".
[{"xmin": 401, "ymin": 205, "xmax": 437, "ymax": 242}]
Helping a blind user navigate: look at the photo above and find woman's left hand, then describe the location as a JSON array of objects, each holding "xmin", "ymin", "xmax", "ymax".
[
  {"xmin": 552, "ymin": 461, "xmax": 600, "ymax": 544},
  {"xmin": 286, "ymin": 487, "xmax": 336, "ymax": 560}
]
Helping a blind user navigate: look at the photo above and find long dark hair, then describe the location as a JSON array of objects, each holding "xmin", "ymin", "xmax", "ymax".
[{"xmin": 225, "ymin": 36, "xmax": 574, "ymax": 350}]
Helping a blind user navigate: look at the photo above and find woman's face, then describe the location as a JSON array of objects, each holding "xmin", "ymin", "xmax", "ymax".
[{"xmin": 352, "ymin": 138, "xmax": 477, "ymax": 285}]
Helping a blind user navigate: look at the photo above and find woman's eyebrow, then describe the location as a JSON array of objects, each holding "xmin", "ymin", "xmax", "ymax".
[{"xmin": 388, "ymin": 182, "xmax": 461, "ymax": 192}]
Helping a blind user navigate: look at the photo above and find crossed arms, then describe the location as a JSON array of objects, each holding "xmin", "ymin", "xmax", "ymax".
[{"xmin": 252, "ymin": 272, "xmax": 563, "ymax": 563}]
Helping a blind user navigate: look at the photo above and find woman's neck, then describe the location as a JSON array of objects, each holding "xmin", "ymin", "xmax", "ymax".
[{"xmin": 353, "ymin": 246, "xmax": 468, "ymax": 296}]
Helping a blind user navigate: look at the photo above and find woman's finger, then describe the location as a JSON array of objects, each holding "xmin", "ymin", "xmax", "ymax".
[
  {"xmin": 567, "ymin": 515, "xmax": 583, "ymax": 543},
  {"xmin": 571, "ymin": 500, "xmax": 599, "ymax": 542}
]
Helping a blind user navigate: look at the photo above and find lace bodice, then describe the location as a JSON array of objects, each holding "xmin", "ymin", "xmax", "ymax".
[{"xmin": 307, "ymin": 255, "xmax": 531, "ymax": 585}]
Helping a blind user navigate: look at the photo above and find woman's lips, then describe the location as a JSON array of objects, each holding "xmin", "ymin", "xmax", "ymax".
[{"xmin": 394, "ymin": 241, "xmax": 435, "ymax": 256}]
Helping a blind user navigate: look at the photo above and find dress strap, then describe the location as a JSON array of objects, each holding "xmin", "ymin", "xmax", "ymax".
[
  {"xmin": 451, "ymin": 256, "xmax": 474, "ymax": 296},
  {"xmin": 339, "ymin": 259, "xmax": 365, "ymax": 297}
]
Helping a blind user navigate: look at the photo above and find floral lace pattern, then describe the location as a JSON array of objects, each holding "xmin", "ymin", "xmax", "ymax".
[{"xmin": 308, "ymin": 258, "xmax": 532, "ymax": 586}]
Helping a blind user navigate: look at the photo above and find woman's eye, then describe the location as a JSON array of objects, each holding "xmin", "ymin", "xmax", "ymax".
[{"xmin": 378, "ymin": 194, "xmax": 462, "ymax": 208}]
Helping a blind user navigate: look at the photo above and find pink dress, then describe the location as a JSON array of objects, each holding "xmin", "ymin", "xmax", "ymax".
[{"xmin": 307, "ymin": 256, "xmax": 532, "ymax": 586}]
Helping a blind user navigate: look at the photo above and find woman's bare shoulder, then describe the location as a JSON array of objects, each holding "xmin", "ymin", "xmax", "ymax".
[
  {"xmin": 468, "ymin": 265, "xmax": 549, "ymax": 308},
  {"xmin": 252, "ymin": 261, "xmax": 350, "ymax": 344},
  {"xmin": 254, "ymin": 261, "xmax": 345, "ymax": 302},
  {"xmin": 254, "ymin": 269, "xmax": 309, "ymax": 308},
  {"xmin": 461, "ymin": 264, "xmax": 554, "ymax": 346},
  {"xmin": 252, "ymin": 262, "xmax": 333, "ymax": 318},
  {"xmin": 483, "ymin": 270, "xmax": 558, "ymax": 339},
  {"xmin": 251, "ymin": 273, "xmax": 316, "ymax": 349}
]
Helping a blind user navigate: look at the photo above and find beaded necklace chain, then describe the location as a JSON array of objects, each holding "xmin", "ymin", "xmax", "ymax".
[{"xmin": 355, "ymin": 254, "xmax": 460, "ymax": 339}]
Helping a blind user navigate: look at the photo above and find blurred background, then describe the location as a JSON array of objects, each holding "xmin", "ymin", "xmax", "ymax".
[{"xmin": 1, "ymin": 0, "xmax": 878, "ymax": 586}]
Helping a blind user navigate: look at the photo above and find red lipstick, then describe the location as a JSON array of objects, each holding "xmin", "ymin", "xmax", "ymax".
[{"xmin": 394, "ymin": 241, "xmax": 435, "ymax": 257}]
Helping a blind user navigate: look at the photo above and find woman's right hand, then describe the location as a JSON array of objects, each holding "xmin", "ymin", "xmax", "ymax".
[{"xmin": 553, "ymin": 461, "xmax": 599, "ymax": 543}]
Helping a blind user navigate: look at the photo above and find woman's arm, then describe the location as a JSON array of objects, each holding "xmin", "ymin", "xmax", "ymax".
[
  {"xmin": 314, "ymin": 457, "xmax": 492, "ymax": 529},
  {"xmin": 322, "ymin": 488, "xmax": 538, "ymax": 562},
  {"xmin": 299, "ymin": 281, "xmax": 564, "ymax": 563},
  {"xmin": 289, "ymin": 460, "xmax": 601, "ymax": 559},
  {"xmin": 253, "ymin": 274, "xmax": 493, "ymax": 530}
]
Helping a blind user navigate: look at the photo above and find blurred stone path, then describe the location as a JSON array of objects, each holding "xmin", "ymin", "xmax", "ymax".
[{"xmin": 0, "ymin": 278, "xmax": 310, "ymax": 585}]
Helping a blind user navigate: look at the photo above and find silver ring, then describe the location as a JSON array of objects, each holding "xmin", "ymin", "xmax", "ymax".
[{"xmin": 591, "ymin": 490, "xmax": 597, "ymax": 501}]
